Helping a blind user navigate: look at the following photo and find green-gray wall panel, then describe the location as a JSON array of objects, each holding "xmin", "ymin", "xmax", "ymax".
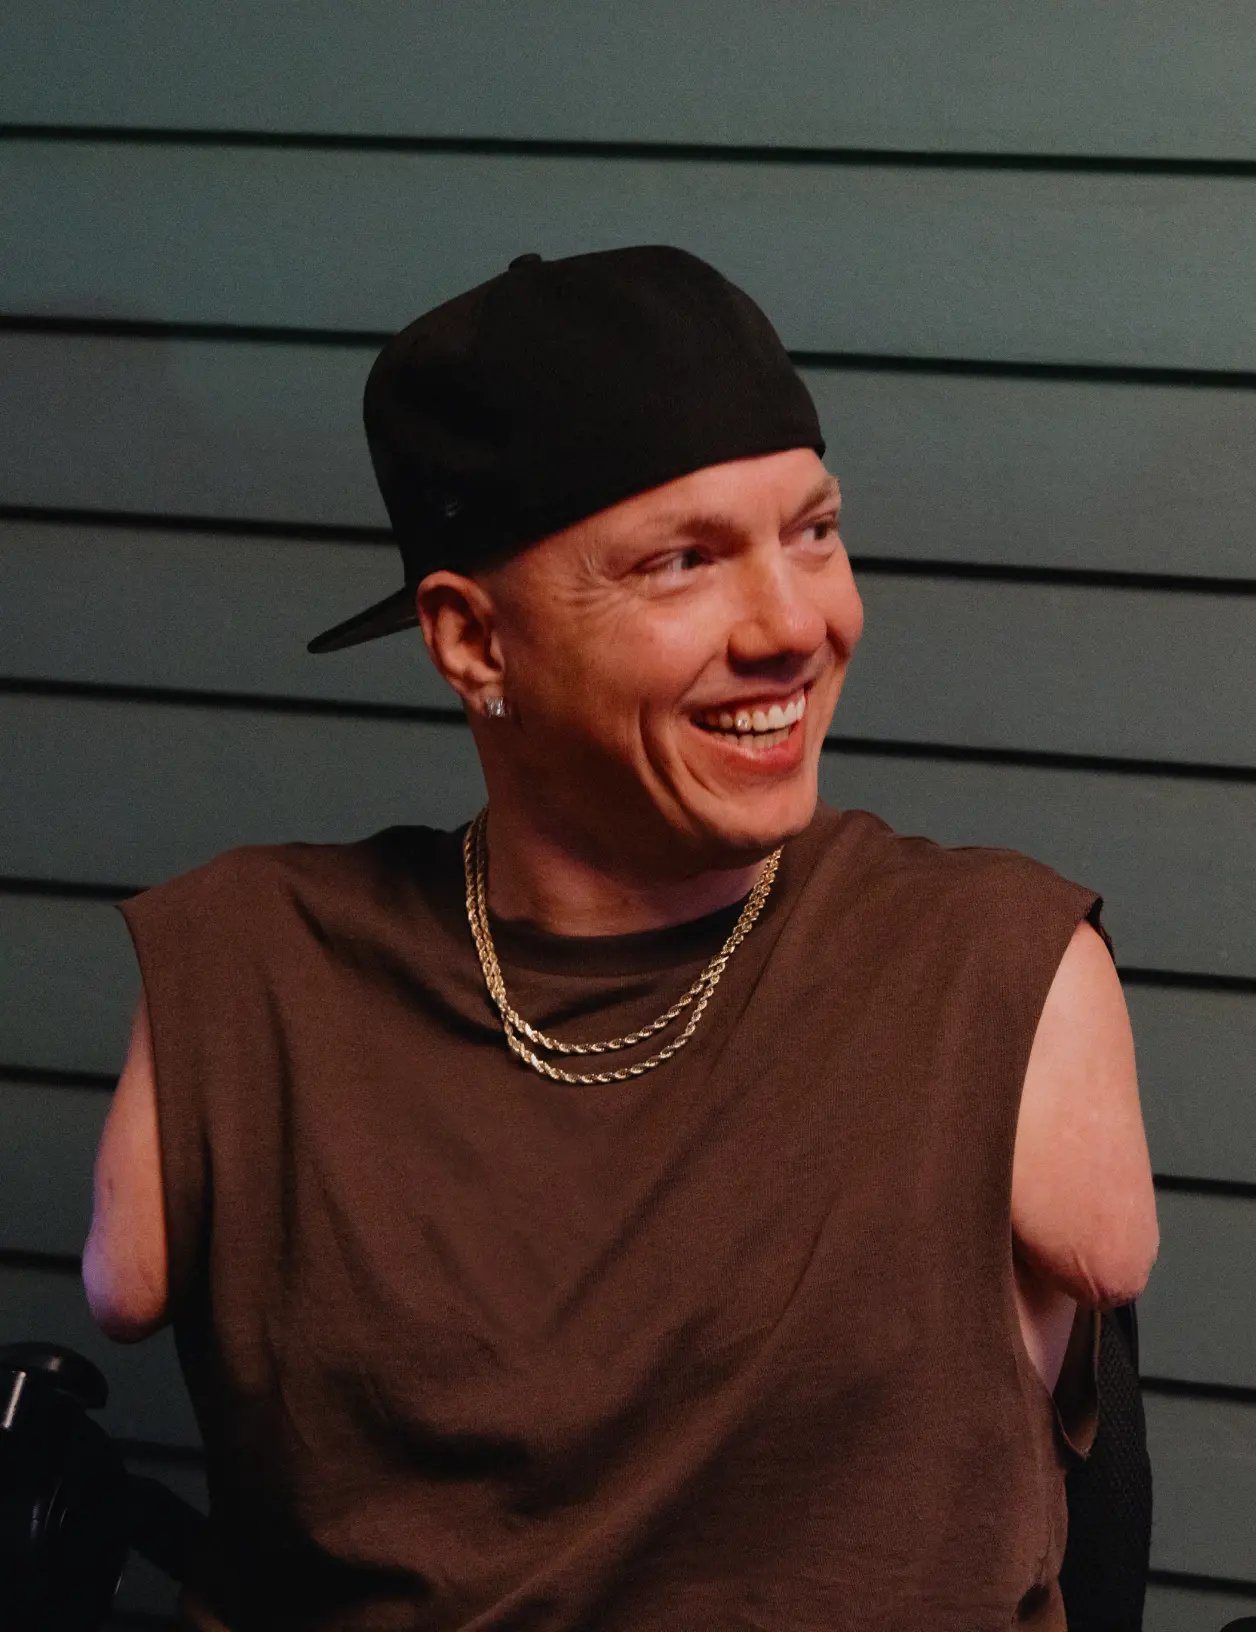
[
  {"xmin": 1145, "ymin": 1582, "xmax": 1256, "ymax": 1632},
  {"xmin": 1146, "ymin": 1393, "xmax": 1256, "ymax": 1582},
  {"xmin": 1140, "ymin": 1192, "xmax": 1256, "ymax": 1389},
  {"xmin": 6, "ymin": 898, "xmax": 1250, "ymax": 1186},
  {"xmin": 0, "ymin": 895, "xmax": 138, "ymax": 1073},
  {"xmin": 812, "ymin": 369, "xmax": 1256, "ymax": 583},
  {"xmin": 6, "ymin": 142, "xmax": 1256, "ymax": 369},
  {"xmin": 0, "ymin": 1264, "xmax": 197, "ymax": 1445},
  {"xmin": 2, "ymin": 693, "xmax": 1252, "ymax": 974},
  {"xmin": 0, "ymin": 1078, "xmax": 107, "ymax": 1256},
  {"xmin": 1127, "ymin": 986, "xmax": 1256, "ymax": 1187},
  {"xmin": 829, "ymin": 578, "xmax": 1256, "ymax": 767},
  {"xmin": 0, "ymin": 336, "xmax": 383, "ymax": 529},
  {"xmin": 5, "ymin": 336, "xmax": 1256, "ymax": 580},
  {"xmin": 0, "ymin": 695, "xmax": 486, "ymax": 888},
  {"xmin": 3, "ymin": 3, "xmax": 1254, "ymax": 159},
  {"xmin": 6, "ymin": 524, "xmax": 1254, "ymax": 766},
  {"xmin": 0, "ymin": 527, "xmax": 439, "ymax": 704},
  {"xmin": 814, "ymin": 752, "xmax": 1255, "ymax": 979}
]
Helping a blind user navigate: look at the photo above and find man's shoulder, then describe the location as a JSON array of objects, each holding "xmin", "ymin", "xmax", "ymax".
[
  {"xmin": 805, "ymin": 801, "xmax": 1106, "ymax": 961},
  {"xmin": 811, "ymin": 800, "xmax": 1074, "ymax": 903}
]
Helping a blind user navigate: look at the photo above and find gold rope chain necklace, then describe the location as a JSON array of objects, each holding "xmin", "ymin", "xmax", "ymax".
[{"xmin": 462, "ymin": 808, "xmax": 783, "ymax": 1085}]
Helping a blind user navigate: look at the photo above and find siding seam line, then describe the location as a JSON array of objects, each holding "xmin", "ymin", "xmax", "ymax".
[
  {"xmin": 6, "ymin": 315, "xmax": 1256, "ymax": 389},
  {"xmin": 7, "ymin": 125, "xmax": 1256, "ymax": 176},
  {"xmin": 1148, "ymin": 1567, "xmax": 1256, "ymax": 1597}
]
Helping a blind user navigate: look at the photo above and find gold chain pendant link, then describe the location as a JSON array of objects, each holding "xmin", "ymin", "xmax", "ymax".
[{"xmin": 462, "ymin": 808, "xmax": 781, "ymax": 1084}]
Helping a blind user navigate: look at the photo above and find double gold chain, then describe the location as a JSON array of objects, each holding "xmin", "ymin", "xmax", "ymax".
[{"xmin": 462, "ymin": 808, "xmax": 782, "ymax": 1085}]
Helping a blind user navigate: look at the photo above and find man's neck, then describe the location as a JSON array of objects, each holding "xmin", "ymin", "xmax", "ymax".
[{"xmin": 479, "ymin": 804, "xmax": 765, "ymax": 937}]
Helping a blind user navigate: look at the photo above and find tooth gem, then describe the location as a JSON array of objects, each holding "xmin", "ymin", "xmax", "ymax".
[{"xmin": 699, "ymin": 694, "xmax": 806, "ymax": 731}]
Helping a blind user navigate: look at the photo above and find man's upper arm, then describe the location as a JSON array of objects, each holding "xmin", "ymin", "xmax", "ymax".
[
  {"xmin": 1011, "ymin": 920, "xmax": 1159, "ymax": 1309},
  {"xmin": 82, "ymin": 987, "xmax": 171, "ymax": 1341}
]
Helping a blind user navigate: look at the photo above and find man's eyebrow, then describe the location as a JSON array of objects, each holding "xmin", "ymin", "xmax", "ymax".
[
  {"xmin": 644, "ymin": 475, "xmax": 842, "ymax": 541},
  {"xmin": 786, "ymin": 475, "xmax": 842, "ymax": 524}
]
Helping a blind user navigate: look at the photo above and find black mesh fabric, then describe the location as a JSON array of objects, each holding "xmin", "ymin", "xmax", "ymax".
[{"xmin": 1059, "ymin": 1304, "xmax": 1153, "ymax": 1631}]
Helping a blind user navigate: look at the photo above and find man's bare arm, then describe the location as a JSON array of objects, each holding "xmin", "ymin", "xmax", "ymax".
[
  {"xmin": 82, "ymin": 989, "xmax": 171, "ymax": 1341},
  {"xmin": 1012, "ymin": 920, "xmax": 1160, "ymax": 1310}
]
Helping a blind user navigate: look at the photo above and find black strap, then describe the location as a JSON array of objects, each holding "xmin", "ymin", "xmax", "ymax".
[{"xmin": 1058, "ymin": 1303, "xmax": 1152, "ymax": 1632}]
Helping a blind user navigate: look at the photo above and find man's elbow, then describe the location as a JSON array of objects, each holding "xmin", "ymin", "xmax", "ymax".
[
  {"xmin": 82, "ymin": 1230, "xmax": 170, "ymax": 1343},
  {"xmin": 1065, "ymin": 1217, "xmax": 1160, "ymax": 1311},
  {"xmin": 1016, "ymin": 1194, "xmax": 1160, "ymax": 1311}
]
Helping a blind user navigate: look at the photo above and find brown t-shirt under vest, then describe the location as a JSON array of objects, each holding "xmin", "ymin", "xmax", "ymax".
[{"xmin": 118, "ymin": 800, "xmax": 1109, "ymax": 1631}]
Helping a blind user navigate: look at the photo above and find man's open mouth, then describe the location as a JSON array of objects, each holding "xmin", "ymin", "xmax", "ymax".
[{"xmin": 691, "ymin": 689, "xmax": 807, "ymax": 750}]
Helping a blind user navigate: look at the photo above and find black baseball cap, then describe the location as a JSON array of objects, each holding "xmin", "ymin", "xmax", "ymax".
[{"xmin": 308, "ymin": 245, "xmax": 824, "ymax": 653}]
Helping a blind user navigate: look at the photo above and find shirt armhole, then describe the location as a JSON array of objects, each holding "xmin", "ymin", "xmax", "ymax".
[
  {"xmin": 116, "ymin": 891, "xmax": 210, "ymax": 1314},
  {"xmin": 1053, "ymin": 1300, "xmax": 1101, "ymax": 1460}
]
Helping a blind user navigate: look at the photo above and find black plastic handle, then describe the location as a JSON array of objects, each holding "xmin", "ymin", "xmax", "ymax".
[{"xmin": 0, "ymin": 1344, "xmax": 110, "ymax": 1413}]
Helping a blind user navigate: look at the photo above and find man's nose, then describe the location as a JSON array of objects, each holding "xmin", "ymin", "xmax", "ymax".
[{"xmin": 727, "ymin": 550, "xmax": 828, "ymax": 665}]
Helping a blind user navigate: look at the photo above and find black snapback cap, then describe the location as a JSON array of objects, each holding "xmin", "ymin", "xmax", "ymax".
[{"xmin": 308, "ymin": 245, "xmax": 824, "ymax": 653}]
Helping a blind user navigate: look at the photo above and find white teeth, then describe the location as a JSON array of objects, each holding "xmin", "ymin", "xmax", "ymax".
[{"xmin": 697, "ymin": 691, "xmax": 808, "ymax": 734}]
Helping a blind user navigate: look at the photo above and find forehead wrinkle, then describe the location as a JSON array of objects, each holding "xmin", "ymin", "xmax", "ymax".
[{"xmin": 638, "ymin": 473, "xmax": 842, "ymax": 544}]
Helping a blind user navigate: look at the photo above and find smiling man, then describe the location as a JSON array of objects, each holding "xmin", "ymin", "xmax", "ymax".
[{"xmin": 85, "ymin": 246, "xmax": 1158, "ymax": 1631}]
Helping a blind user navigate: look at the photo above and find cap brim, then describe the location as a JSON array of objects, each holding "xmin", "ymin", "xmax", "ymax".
[{"xmin": 306, "ymin": 586, "xmax": 418, "ymax": 653}]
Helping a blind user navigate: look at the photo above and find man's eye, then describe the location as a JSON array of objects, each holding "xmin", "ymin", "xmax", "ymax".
[{"xmin": 651, "ymin": 548, "xmax": 706, "ymax": 575}]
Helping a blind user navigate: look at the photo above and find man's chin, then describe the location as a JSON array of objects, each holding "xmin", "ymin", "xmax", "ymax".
[{"xmin": 689, "ymin": 779, "xmax": 820, "ymax": 864}]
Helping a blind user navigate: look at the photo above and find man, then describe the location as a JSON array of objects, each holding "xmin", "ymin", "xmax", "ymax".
[{"xmin": 84, "ymin": 246, "xmax": 1158, "ymax": 1630}]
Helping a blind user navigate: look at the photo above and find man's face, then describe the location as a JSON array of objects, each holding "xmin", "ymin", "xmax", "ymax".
[{"xmin": 476, "ymin": 447, "xmax": 864, "ymax": 870}]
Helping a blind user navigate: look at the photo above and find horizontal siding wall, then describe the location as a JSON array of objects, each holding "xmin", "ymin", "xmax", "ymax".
[
  {"xmin": 4, "ymin": 140, "xmax": 1256, "ymax": 369},
  {"xmin": 2, "ymin": 7, "xmax": 1253, "ymax": 1626},
  {"xmin": 2, "ymin": 2, "xmax": 1255, "ymax": 157}
]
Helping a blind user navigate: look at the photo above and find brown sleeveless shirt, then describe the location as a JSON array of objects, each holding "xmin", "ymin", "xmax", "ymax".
[{"xmin": 118, "ymin": 800, "xmax": 1108, "ymax": 1631}]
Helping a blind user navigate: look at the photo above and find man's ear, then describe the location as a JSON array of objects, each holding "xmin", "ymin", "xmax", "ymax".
[{"xmin": 414, "ymin": 570, "xmax": 505, "ymax": 710}]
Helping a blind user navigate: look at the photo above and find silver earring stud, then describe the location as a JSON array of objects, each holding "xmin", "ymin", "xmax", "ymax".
[{"xmin": 483, "ymin": 695, "xmax": 509, "ymax": 720}]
